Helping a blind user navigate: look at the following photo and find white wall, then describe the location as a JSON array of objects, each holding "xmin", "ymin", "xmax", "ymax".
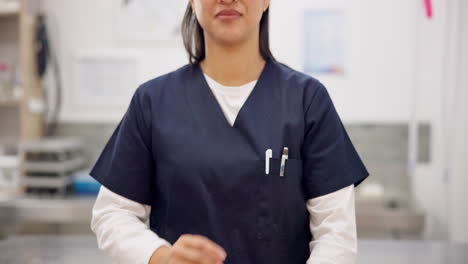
[
  {"xmin": 410, "ymin": 0, "xmax": 468, "ymax": 242},
  {"xmin": 38, "ymin": 0, "xmax": 466, "ymax": 241},
  {"xmin": 40, "ymin": 0, "xmax": 428, "ymax": 124},
  {"xmin": 447, "ymin": 0, "xmax": 468, "ymax": 242},
  {"xmin": 407, "ymin": 0, "xmax": 449, "ymax": 241},
  {"xmin": 39, "ymin": 0, "xmax": 187, "ymax": 122},
  {"xmin": 271, "ymin": 0, "xmax": 419, "ymax": 123}
]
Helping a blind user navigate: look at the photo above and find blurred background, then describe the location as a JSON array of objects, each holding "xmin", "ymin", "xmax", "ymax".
[{"xmin": 0, "ymin": 0, "xmax": 467, "ymax": 263}]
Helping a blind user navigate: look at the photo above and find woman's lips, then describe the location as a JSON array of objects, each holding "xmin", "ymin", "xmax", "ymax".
[{"xmin": 216, "ymin": 10, "xmax": 241, "ymax": 20}]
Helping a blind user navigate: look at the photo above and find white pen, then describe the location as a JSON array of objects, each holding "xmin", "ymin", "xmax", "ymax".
[
  {"xmin": 280, "ymin": 147, "xmax": 288, "ymax": 177},
  {"xmin": 265, "ymin": 149, "xmax": 272, "ymax": 175}
]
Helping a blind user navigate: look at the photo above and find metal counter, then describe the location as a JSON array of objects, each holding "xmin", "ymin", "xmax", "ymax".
[
  {"xmin": 0, "ymin": 235, "xmax": 110, "ymax": 264},
  {"xmin": 0, "ymin": 195, "xmax": 96, "ymax": 237},
  {"xmin": 10, "ymin": 195, "xmax": 95, "ymax": 224},
  {"xmin": 1, "ymin": 195, "xmax": 425, "ymax": 238},
  {"xmin": 0, "ymin": 235, "xmax": 467, "ymax": 264}
]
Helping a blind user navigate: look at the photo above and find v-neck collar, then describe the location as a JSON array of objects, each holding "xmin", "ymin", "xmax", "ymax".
[
  {"xmin": 203, "ymin": 72, "xmax": 258, "ymax": 94},
  {"xmin": 193, "ymin": 58, "xmax": 273, "ymax": 129}
]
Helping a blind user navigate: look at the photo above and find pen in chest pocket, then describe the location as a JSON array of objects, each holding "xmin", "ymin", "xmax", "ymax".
[
  {"xmin": 265, "ymin": 149, "xmax": 272, "ymax": 175},
  {"xmin": 280, "ymin": 147, "xmax": 288, "ymax": 177},
  {"xmin": 265, "ymin": 147, "xmax": 289, "ymax": 176}
]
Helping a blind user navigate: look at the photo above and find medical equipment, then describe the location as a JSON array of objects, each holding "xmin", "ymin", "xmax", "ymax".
[{"xmin": 19, "ymin": 137, "xmax": 85, "ymax": 197}]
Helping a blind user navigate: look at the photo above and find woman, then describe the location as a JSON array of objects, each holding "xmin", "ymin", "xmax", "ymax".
[{"xmin": 90, "ymin": 0, "xmax": 369, "ymax": 264}]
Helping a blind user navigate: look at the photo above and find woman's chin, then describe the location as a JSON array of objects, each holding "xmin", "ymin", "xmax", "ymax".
[{"xmin": 213, "ymin": 32, "xmax": 247, "ymax": 46}]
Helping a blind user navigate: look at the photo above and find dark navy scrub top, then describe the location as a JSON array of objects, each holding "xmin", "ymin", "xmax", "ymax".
[{"xmin": 89, "ymin": 57, "xmax": 369, "ymax": 264}]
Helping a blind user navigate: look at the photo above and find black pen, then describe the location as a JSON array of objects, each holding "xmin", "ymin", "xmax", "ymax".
[{"xmin": 280, "ymin": 147, "xmax": 288, "ymax": 177}]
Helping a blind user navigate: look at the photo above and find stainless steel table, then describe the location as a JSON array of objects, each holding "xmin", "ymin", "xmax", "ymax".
[
  {"xmin": 4, "ymin": 195, "xmax": 95, "ymax": 224},
  {"xmin": 0, "ymin": 235, "xmax": 110, "ymax": 264},
  {"xmin": 0, "ymin": 235, "xmax": 467, "ymax": 264},
  {"xmin": 0, "ymin": 195, "xmax": 97, "ymax": 237},
  {"xmin": 357, "ymin": 239, "xmax": 468, "ymax": 264},
  {"xmin": 0, "ymin": 195, "xmax": 426, "ymax": 239}
]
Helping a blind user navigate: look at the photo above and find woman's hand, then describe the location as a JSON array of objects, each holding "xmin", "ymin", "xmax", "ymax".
[{"xmin": 150, "ymin": 234, "xmax": 227, "ymax": 264}]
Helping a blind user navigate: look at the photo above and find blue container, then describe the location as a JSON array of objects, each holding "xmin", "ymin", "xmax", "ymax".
[{"xmin": 72, "ymin": 168, "xmax": 101, "ymax": 195}]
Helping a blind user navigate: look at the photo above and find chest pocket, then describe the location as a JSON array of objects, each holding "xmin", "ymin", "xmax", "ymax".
[{"xmin": 266, "ymin": 157, "xmax": 309, "ymax": 239}]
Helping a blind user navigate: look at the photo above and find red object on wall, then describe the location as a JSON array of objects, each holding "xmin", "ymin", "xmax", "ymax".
[{"xmin": 424, "ymin": 0, "xmax": 433, "ymax": 18}]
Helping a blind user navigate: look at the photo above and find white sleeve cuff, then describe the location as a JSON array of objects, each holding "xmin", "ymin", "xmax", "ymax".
[
  {"xmin": 141, "ymin": 234, "xmax": 172, "ymax": 264},
  {"xmin": 305, "ymin": 184, "xmax": 357, "ymax": 264},
  {"xmin": 91, "ymin": 185, "xmax": 172, "ymax": 264}
]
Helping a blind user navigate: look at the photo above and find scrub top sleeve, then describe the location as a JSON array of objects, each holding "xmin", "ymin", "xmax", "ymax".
[
  {"xmin": 301, "ymin": 80, "xmax": 369, "ymax": 200},
  {"xmin": 89, "ymin": 85, "xmax": 155, "ymax": 205}
]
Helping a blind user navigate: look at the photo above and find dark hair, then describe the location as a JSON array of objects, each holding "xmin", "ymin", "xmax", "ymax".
[{"xmin": 181, "ymin": 3, "xmax": 275, "ymax": 64}]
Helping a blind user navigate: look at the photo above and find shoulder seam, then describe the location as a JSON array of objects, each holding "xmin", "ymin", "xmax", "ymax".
[{"xmin": 303, "ymin": 78, "xmax": 323, "ymax": 115}]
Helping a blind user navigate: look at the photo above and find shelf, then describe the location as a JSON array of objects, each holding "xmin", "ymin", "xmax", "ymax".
[
  {"xmin": 0, "ymin": 0, "xmax": 45, "ymax": 154},
  {"xmin": 0, "ymin": 3, "xmax": 20, "ymax": 17},
  {"xmin": 0, "ymin": 155, "xmax": 19, "ymax": 167},
  {"xmin": 0, "ymin": 98, "xmax": 20, "ymax": 107}
]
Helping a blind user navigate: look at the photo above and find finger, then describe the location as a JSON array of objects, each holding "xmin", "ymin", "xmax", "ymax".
[
  {"xmin": 171, "ymin": 257, "xmax": 197, "ymax": 264},
  {"xmin": 187, "ymin": 234, "xmax": 227, "ymax": 260},
  {"xmin": 181, "ymin": 234, "xmax": 227, "ymax": 261},
  {"xmin": 174, "ymin": 245, "xmax": 219, "ymax": 264},
  {"xmin": 169, "ymin": 246, "xmax": 199, "ymax": 264}
]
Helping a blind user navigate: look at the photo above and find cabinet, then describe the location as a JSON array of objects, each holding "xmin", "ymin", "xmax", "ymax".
[
  {"xmin": 0, "ymin": 0, "xmax": 44, "ymax": 195},
  {"xmin": 0, "ymin": 0, "xmax": 44, "ymax": 155}
]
